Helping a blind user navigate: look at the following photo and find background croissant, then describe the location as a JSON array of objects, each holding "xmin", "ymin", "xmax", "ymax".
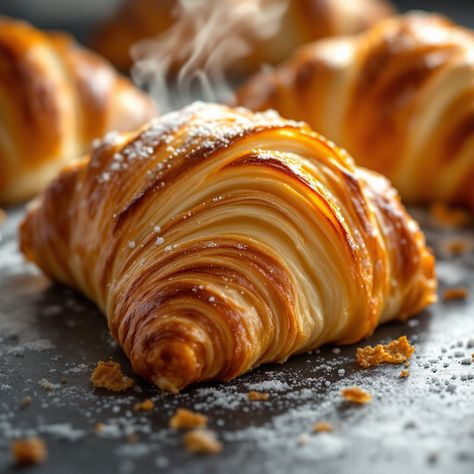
[
  {"xmin": 237, "ymin": 13, "xmax": 474, "ymax": 210},
  {"xmin": 0, "ymin": 17, "xmax": 157, "ymax": 204},
  {"xmin": 92, "ymin": 0, "xmax": 395, "ymax": 72},
  {"xmin": 20, "ymin": 103, "xmax": 436, "ymax": 393}
]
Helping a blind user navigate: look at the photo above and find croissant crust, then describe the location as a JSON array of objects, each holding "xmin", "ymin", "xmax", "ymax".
[
  {"xmin": 20, "ymin": 103, "xmax": 436, "ymax": 392},
  {"xmin": 0, "ymin": 17, "xmax": 157, "ymax": 203},
  {"xmin": 237, "ymin": 13, "xmax": 474, "ymax": 209}
]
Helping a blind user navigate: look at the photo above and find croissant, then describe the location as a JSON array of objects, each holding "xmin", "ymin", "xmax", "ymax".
[
  {"xmin": 20, "ymin": 102, "xmax": 436, "ymax": 393},
  {"xmin": 0, "ymin": 17, "xmax": 157, "ymax": 204},
  {"xmin": 93, "ymin": 0, "xmax": 394, "ymax": 72},
  {"xmin": 237, "ymin": 13, "xmax": 474, "ymax": 210}
]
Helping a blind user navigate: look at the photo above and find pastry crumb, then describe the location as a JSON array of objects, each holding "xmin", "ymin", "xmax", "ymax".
[
  {"xmin": 90, "ymin": 361, "xmax": 134, "ymax": 392},
  {"xmin": 313, "ymin": 421, "xmax": 333, "ymax": 433},
  {"xmin": 247, "ymin": 391, "xmax": 270, "ymax": 401},
  {"xmin": 134, "ymin": 399, "xmax": 154, "ymax": 412},
  {"xmin": 356, "ymin": 336, "xmax": 415, "ymax": 368},
  {"xmin": 11, "ymin": 437, "xmax": 47, "ymax": 465},
  {"xmin": 170, "ymin": 408, "xmax": 207, "ymax": 429},
  {"xmin": 95, "ymin": 422, "xmax": 105, "ymax": 433},
  {"xmin": 19, "ymin": 396, "xmax": 32, "ymax": 409},
  {"xmin": 341, "ymin": 387, "xmax": 372, "ymax": 404},
  {"xmin": 183, "ymin": 429, "xmax": 222, "ymax": 454},
  {"xmin": 442, "ymin": 287, "xmax": 468, "ymax": 301},
  {"xmin": 429, "ymin": 202, "xmax": 470, "ymax": 227},
  {"xmin": 399, "ymin": 369, "xmax": 410, "ymax": 378}
]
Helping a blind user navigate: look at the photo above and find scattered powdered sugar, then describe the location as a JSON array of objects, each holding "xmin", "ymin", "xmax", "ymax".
[
  {"xmin": 96, "ymin": 423, "xmax": 122, "ymax": 439},
  {"xmin": 92, "ymin": 131, "xmax": 122, "ymax": 150},
  {"xmin": 97, "ymin": 102, "xmax": 307, "ymax": 184},
  {"xmin": 64, "ymin": 364, "xmax": 90, "ymax": 375},
  {"xmin": 245, "ymin": 380, "xmax": 290, "ymax": 392},
  {"xmin": 115, "ymin": 443, "xmax": 152, "ymax": 458},
  {"xmin": 192, "ymin": 387, "xmax": 248, "ymax": 410},
  {"xmin": 6, "ymin": 339, "xmax": 54, "ymax": 356},
  {"xmin": 39, "ymin": 424, "xmax": 86, "ymax": 442}
]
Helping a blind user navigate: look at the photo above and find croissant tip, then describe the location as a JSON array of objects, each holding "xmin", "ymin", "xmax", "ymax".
[
  {"xmin": 146, "ymin": 341, "xmax": 201, "ymax": 393},
  {"xmin": 151, "ymin": 376, "xmax": 181, "ymax": 394}
]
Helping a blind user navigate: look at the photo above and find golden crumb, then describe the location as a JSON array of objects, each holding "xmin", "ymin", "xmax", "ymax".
[
  {"xmin": 134, "ymin": 399, "xmax": 154, "ymax": 412},
  {"xmin": 399, "ymin": 369, "xmax": 410, "ymax": 378},
  {"xmin": 126, "ymin": 433, "xmax": 140, "ymax": 444},
  {"xmin": 95, "ymin": 422, "xmax": 105, "ymax": 433},
  {"xmin": 404, "ymin": 361, "xmax": 410, "ymax": 368},
  {"xmin": 442, "ymin": 287, "xmax": 468, "ymax": 301},
  {"xmin": 11, "ymin": 438, "xmax": 47, "ymax": 465},
  {"xmin": 247, "ymin": 391, "xmax": 270, "ymax": 401},
  {"xmin": 313, "ymin": 421, "xmax": 333, "ymax": 433},
  {"xmin": 19, "ymin": 396, "xmax": 32, "ymax": 409},
  {"xmin": 0, "ymin": 208, "xmax": 5, "ymax": 223},
  {"xmin": 356, "ymin": 336, "xmax": 415, "ymax": 368},
  {"xmin": 183, "ymin": 429, "xmax": 223, "ymax": 454},
  {"xmin": 169, "ymin": 408, "xmax": 207, "ymax": 429},
  {"xmin": 90, "ymin": 361, "xmax": 134, "ymax": 392},
  {"xmin": 430, "ymin": 202, "xmax": 470, "ymax": 227},
  {"xmin": 341, "ymin": 387, "xmax": 372, "ymax": 404}
]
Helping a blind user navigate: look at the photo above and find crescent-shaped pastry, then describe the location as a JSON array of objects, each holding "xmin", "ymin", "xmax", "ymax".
[
  {"xmin": 93, "ymin": 0, "xmax": 394, "ymax": 72},
  {"xmin": 236, "ymin": 13, "xmax": 474, "ymax": 210},
  {"xmin": 20, "ymin": 102, "xmax": 436, "ymax": 393},
  {"xmin": 0, "ymin": 17, "xmax": 157, "ymax": 204}
]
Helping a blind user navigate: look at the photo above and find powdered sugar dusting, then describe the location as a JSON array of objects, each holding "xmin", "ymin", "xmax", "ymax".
[{"xmin": 97, "ymin": 102, "xmax": 307, "ymax": 185}]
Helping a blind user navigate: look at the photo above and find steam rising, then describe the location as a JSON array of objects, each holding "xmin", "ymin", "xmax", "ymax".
[{"xmin": 131, "ymin": 0, "xmax": 288, "ymax": 112}]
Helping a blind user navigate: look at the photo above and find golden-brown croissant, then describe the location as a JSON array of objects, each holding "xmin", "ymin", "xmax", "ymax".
[
  {"xmin": 93, "ymin": 0, "xmax": 395, "ymax": 72},
  {"xmin": 0, "ymin": 17, "xmax": 157, "ymax": 204},
  {"xmin": 237, "ymin": 13, "xmax": 474, "ymax": 210},
  {"xmin": 20, "ymin": 102, "xmax": 436, "ymax": 393}
]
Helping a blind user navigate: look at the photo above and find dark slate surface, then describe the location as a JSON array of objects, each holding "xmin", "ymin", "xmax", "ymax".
[{"xmin": 1, "ymin": 207, "xmax": 473, "ymax": 474}]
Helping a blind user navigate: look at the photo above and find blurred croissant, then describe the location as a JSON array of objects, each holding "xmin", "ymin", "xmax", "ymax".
[
  {"xmin": 92, "ymin": 0, "xmax": 394, "ymax": 72},
  {"xmin": 20, "ymin": 103, "xmax": 436, "ymax": 392},
  {"xmin": 0, "ymin": 17, "xmax": 157, "ymax": 204},
  {"xmin": 237, "ymin": 13, "xmax": 474, "ymax": 210}
]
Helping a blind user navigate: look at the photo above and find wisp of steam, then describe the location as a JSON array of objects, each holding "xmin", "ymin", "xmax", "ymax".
[{"xmin": 131, "ymin": 0, "xmax": 289, "ymax": 113}]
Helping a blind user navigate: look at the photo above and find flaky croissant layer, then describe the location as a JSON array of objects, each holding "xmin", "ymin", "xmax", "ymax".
[
  {"xmin": 20, "ymin": 103, "xmax": 436, "ymax": 392},
  {"xmin": 0, "ymin": 17, "xmax": 156, "ymax": 204},
  {"xmin": 237, "ymin": 13, "xmax": 474, "ymax": 210}
]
